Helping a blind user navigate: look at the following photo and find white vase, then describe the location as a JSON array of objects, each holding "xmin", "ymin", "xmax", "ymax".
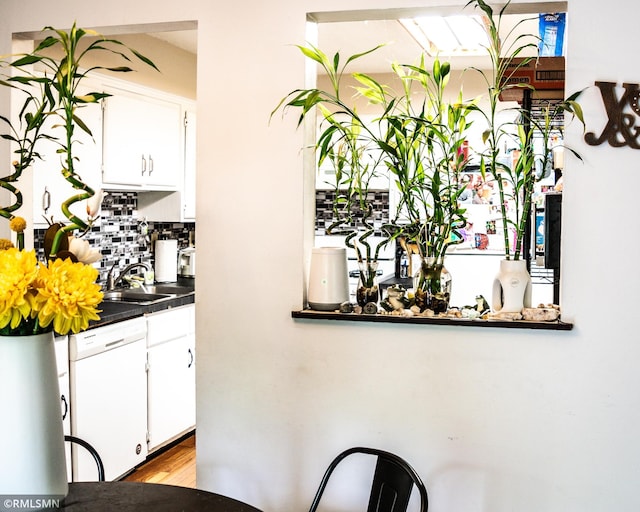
[
  {"xmin": 0, "ymin": 331, "xmax": 68, "ymax": 498},
  {"xmin": 492, "ymin": 259, "xmax": 532, "ymax": 313}
]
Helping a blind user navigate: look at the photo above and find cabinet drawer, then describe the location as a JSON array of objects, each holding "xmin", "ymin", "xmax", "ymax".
[{"xmin": 146, "ymin": 306, "xmax": 192, "ymax": 347}]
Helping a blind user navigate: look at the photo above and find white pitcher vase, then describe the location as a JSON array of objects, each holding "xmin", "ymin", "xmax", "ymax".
[
  {"xmin": 0, "ymin": 331, "xmax": 68, "ymax": 499},
  {"xmin": 492, "ymin": 259, "xmax": 532, "ymax": 313}
]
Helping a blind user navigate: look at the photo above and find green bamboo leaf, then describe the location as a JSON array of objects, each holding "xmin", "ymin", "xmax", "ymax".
[
  {"xmin": 33, "ymin": 36, "xmax": 59, "ymax": 52},
  {"xmin": 7, "ymin": 76, "xmax": 37, "ymax": 85},
  {"xmin": 11, "ymin": 54, "xmax": 43, "ymax": 67},
  {"xmin": 433, "ymin": 59, "xmax": 441, "ymax": 81},
  {"xmin": 72, "ymin": 114, "xmax": 93, "ymax": 137},
  {"xmin": 130, "ymin": 48, "xmax": 160, "ymax": 72},
  {"xmin": 332, "ymin": 52, "xmax": 340, "ymax": 72},
  {"xmin": 343, "ymin": 44, "xmax": 385, "ymax": 67},
  {"xmin": 75, "ymin": 93, "xmax": 107, "ymax": 103},
  {"xmin": 296, "ymin": 45, "xmax": 326, "ymax": 66},
  {"xmin": 104, "ymin": 66, "xmax": 136, "ymax": 73}
]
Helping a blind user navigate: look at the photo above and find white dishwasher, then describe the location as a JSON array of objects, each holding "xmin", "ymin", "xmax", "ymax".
[{"xmin": 69, "ymin": 317, "xmax": 147, "ymax": 481}]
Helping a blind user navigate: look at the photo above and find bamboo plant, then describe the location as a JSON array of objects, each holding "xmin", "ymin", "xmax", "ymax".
[
  {"xmin": 274, "ymin": 45, "xmax": 473, "ymax": 312},
  {"xmin": 272, "ymin": 44, "xmax": 389, "ymax": 306},
  {"xmin": 362, "ymin": 56, "xmax": 473, "ymax": 312},
  {"xmin": 465, "ymin": 0, "xmax": 584, "ymax": 260},
  {"xmin": 5, "ymin": 22, "xmax": 158, "ymax": 259},
  {"xmin": 0, "ymin": 64, "xmax": 52, "ymax": 250}
]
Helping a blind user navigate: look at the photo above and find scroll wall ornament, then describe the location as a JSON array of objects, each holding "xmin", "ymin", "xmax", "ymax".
[{"xmin": 584, "ymin": 81, "xmax": 640, "ymax": 148}]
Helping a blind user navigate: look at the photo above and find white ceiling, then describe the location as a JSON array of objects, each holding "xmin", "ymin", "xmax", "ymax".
[
  {"xmin": 148, "ymin": 13, "xmax": 542, "ymax": 73},
  {"xmin": 317, "ymin": 15, "xmax": 540, "ymax": 73},
  {"xmin": 149, "ymin": 31, "xmax": 198, "ymax": 54}
]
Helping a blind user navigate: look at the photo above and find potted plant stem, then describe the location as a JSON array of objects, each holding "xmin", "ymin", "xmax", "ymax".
[
  {"xmin": 272, "ymin": 44, "xmax": 388, "ymax": 307},
  {"xmin": 323, "ymin": 128, "xmax": 387, "ymax": 306},
  {"xmin": 0, "ymin": 63, "xmax": 51, "ymax": 250},
  {"xmin": 365, "ymin": 56, "xmax": 473, "ymax": 312},
  {"xmin": 274, "ymin": 43, "xmax": 474, "ymax": 313},
  {"xmin": 465, "ymin": 0, "xmax": 584, "ymax": 312},
  {"xmin": 6, "ymin": 22, "xmax": 158, "ymax": 260}
]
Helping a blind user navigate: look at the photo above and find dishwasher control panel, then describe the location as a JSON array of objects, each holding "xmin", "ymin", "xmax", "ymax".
[{"xmin": 69, "ymin": 316, "xmax": 147, "ymax": 360}]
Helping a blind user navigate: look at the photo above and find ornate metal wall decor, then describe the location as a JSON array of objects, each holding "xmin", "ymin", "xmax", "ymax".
[{"xmin": 585, "ymin": 81, "xmax": 640, "ymax": 148}]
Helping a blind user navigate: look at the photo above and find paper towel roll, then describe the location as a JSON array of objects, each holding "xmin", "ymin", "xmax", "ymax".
[{"xmin": 155, "ymin": 239, "xmax": 178, "ymax": 282}]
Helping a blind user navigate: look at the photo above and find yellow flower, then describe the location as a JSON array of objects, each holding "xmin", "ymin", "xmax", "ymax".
[
  {"xmin": 9, "ymin": 216, "xmax": 27, "ymax": 233},
  {"xmin": 0, "ymin": 238, "xmax": 14, "ymax": 250},
  {"xmin": 0, "ymin": 248, "xmax": 39, "ymax": 330},
  {"xmin": 35, "ymin": 258, "xmax": 103, "ymax": 335}
]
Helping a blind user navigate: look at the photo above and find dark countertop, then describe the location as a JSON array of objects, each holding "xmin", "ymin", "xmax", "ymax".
[{"xmin": 88, "ymin": 278, "xmax": 195, "ymax": 330}]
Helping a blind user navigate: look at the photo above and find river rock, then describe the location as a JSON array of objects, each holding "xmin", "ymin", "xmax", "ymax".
[{"xmin": 522, "ymin": 307, "xmax": 560, "ymax": 322}]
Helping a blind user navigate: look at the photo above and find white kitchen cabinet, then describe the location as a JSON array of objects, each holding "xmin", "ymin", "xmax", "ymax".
[
  {"xmin": 102, "ymin": 86, "xmax": 182, "ymax": 190},
  {"xmin": 137, "ymin": 104, "xmax": 196, "ymax": 221},
  {"xmin": 146, "ymin": 304, "xmax": 195, "ymax": 452},
  {"xmin": 32, "ymin": 83, "xmax": 103, "ymax": 228}
]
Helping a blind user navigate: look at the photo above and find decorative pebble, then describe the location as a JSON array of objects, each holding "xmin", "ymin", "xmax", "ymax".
[
  {"xmin": 487, "ymin": 311, "xmax": 523, "ymax": 321},
  {"xmin": 339, "ymin": 301, "xmax": 354, "ymax": 314},
  {"xmin": 363, "ymin": 302, "xmax": 378, "ymax": 315},
  {"xmin": 522, "ymin": 307, "xmax": 560, "ymax": 321}
]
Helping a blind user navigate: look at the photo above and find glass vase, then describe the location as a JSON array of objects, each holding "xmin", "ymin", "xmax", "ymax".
[
  {"xmin": 356, "ymin": 260, "xmax": 380, "ymax": 307},
  {"xmin": 413, "ymin": 257, "xmax": 451, "ymax": 313}
]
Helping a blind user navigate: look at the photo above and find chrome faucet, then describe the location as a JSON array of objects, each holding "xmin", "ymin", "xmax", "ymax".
[{"xmin": 106, "ymin": 262, "xmax": 152, "ymax": 291}]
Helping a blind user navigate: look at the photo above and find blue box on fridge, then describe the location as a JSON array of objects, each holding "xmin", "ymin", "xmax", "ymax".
[{"xmin": 539, "ymin": 13, "xmax": 566, "ymax": 57}]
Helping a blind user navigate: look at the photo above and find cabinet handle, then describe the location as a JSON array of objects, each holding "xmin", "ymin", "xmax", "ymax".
[
  {"xmin": 148, "ymin": 155, "xmax": 154, "ymax": 176},
  {"xmin": 141, "ymin": 154, "xmax": 147, "ymax": 176},
  {"xmin": 61, "ymin": 394, "xmax": 68, "ymax": 420},
  {"xmin": 188, "ymin": 348, "xmax": 194, "ymax": 368},
  {"xmin": 42, "ymin": 187, "xmax": 51, "ymax": 213}
]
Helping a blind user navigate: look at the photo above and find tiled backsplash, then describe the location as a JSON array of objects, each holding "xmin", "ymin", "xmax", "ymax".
[
  {"xmin": 34, "ymin": 191, "xmax": 195, "ymax": 283},
  {"xmin": 315, "ymin": 189, "xmax": 390, "ymax": 236}
]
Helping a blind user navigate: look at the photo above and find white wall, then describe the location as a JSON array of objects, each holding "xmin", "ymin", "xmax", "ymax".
[{"xmin": 2, "ymin": 1, "xmax": 640, "ymax": 511}]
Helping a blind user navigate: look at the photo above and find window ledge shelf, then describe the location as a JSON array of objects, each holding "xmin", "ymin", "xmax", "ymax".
[{"xmin": 291, "ymin": 309, "xmax": 573, "ymax": 331}]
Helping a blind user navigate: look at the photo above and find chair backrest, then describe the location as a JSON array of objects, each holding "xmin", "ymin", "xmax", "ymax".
[
  {"xmin": 64, "ymin": 435, "xmax": 105, "ymax": 482},
  {"xmin": 308, "ymin": 447, "xmax": 428, "ymax": 512}
]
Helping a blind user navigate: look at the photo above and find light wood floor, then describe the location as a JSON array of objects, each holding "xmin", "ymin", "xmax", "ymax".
[{"xmin": 123, "ymin": 433, "xmax": 196, "ymax": 488}]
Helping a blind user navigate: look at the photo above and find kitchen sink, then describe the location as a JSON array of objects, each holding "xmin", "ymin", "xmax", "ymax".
[
  {"xmin": 101, "ymin": 285, "xmax": 194, "ymax": 305},
  {"xmin": 102, "ymin": 290, "xmax": 175, "ymax": 305},
  {"xmin": 136, "ymin": 285, "xmax": 194, "ymax": 295}
]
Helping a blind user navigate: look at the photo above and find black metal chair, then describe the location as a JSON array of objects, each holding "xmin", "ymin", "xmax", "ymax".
[
  {"xmin": 64, "ymin": 435, "xmax": 105, "ymax": 482},
  {"xmin": 308, "ymin": 447, "xmax": 428, "ymax": 512}
]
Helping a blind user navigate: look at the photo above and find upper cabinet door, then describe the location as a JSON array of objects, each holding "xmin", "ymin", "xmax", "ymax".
[
  {"xmin": 32, "ymin": 82, "xmax": 103, "ymax": 228},
  {"xmin": 102, "ymin": 87, "xmax": 182, "ymax": 189}
]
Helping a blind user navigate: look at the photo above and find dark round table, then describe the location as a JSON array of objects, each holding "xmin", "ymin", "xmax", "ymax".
[{"xmin": 58, "ymin": 481, "xmax": 262, "ymax": 511}]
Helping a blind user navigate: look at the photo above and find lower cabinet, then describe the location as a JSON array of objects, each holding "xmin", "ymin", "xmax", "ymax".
[
  {"xmin": 63, "ymin": 303, "xmax": 196, "ymax": 479},
  {"xmin": 146, "ymin": 304, "xmax": 196, "ymax": 452}
]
